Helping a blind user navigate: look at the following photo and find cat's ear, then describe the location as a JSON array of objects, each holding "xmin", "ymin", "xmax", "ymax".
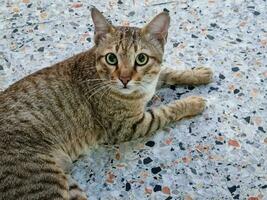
[
  {"xmin": 141, "ymin": 11, "xmax": 170, "ymax": 45},
  {"xmin": 91, "ymin": 8, "xmax": 115, "ymax": 44}
]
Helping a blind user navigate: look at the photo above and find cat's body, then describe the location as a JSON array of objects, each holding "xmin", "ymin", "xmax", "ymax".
[{"xmin": 0, "ymin": 8, "xmax": 212, "ymax": 200}]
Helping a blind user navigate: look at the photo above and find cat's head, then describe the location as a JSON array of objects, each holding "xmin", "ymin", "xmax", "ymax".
[{"xmin": 91, "ymin": 8, "xmax": 170, "ymax": 97}]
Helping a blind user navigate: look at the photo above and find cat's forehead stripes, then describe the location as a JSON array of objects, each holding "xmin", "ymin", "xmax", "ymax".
[{"xmin": 114, "ymin": 27, "xmax": 140, "ymax": 53}]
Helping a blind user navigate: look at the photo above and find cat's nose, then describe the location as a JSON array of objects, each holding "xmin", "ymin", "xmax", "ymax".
[{"xmin": 119, "ymin": 76, "xmax": 131, "ymax": 87}]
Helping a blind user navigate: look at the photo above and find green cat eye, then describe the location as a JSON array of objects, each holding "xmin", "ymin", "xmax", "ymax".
[
  {"xmin": 105, "ymin": 53, "xmax": 118, "ymax": 65},
  {"xmin": 135, "ymin": 53, "xmax": 149, "ymax": 66}
]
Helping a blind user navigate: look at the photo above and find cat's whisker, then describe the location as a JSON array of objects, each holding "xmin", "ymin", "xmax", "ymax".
[
  {"xmin": 99, "ymin": 86, "xmax": 111, "ymax": 100},
  {"xmin": 88, "ymin": 85, "xmax": 110, "ymax": 100},
  {"xmin": 83, "ymin": 83, "xmax": 107, "ymax": 95},
  {"xmin": 83, "ymin": 85, "xmax": 109, "ymax": 101},
  {"xmin": 87, "ymin": 84, "xmax": 111, "ymax": 100},
  {"xmin": 80, "ymin": 78, "xmax": 108, "ymax": 84},
  {"xmin": 84, "ymin": 81, "xmax": 112, "ymax": 94},
  {"xmin": 90, "ymin": 82, "xmax": 111, "ymax": 89},
  {"xmin": 85, "ymin": 78, "xmax": 106, "ymax": 81}
]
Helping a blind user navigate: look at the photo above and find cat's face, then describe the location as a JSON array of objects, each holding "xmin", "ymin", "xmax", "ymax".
[{"xmin": 91, "ymin": 8, "xmax": 170, "ymax": 98}]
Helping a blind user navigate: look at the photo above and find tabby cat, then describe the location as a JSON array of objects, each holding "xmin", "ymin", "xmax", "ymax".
[{"xmin": 0, "ymin": 8, "xmax": 213, "ymax": 200}]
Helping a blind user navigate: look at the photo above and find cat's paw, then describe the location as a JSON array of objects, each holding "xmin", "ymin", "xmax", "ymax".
[
  {"xmin": 193, "ymin": 67, "xmax": 213, "ymax": 84},
  {"xmin": 184, "ymin": 96, "xmax": 206, "ymax": 116}
]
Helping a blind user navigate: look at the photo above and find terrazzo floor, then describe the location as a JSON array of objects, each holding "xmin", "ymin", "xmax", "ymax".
[{"xmin": 0, "ymin": 0, "xmax": 267, "ymax": 199}]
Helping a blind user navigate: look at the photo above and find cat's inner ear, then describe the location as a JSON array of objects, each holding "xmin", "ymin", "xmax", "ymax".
[
  {"xmin": 142, "ymin": 11, "xmax": 170, "ymax": 44},
  {"xmin": 91, "ymin": 8, "xmax": 115, "ymax": 44}
]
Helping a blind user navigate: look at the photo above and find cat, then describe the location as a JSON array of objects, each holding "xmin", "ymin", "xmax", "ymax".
[{"xmin": 0, "ymin": 8, "xmax": 213, "ymax": 200}]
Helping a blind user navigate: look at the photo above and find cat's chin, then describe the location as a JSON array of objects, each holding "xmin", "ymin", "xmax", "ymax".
[
  {"xmin": 111, "ymin": 85, "xmax": 145, "ymax": 96},
  {"xmin": 115, "ymin": 86, "xmax": 139, "ymax": 95}
]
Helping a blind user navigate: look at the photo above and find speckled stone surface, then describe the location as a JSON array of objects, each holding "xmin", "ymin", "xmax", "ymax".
[{"xmin": 1, "ymin": 0, "xmax": 267, "ymax": 199}]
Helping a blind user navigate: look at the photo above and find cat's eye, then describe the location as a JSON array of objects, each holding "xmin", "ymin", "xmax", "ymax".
[
  {"xmin": 135, "ymin": 53, "xmax": 149, "ymax": 66},
  {"xmin": 105, "ymin": 53, "xmax": 118, "ymax": 65}
]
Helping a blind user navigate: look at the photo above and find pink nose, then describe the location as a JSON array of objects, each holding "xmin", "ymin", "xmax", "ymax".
[{"xmin": 119, "ymin": 76, "xmax": 131, "ymax": 87}]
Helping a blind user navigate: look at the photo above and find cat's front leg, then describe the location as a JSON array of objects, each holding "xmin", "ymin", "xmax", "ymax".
[
  {"xmin": 157, "ymin": 67, "xmax": 213, "ymax": 88},
  {"xmin": 131, "ymin": 96, "xmax": 206, "ymax": 139}
]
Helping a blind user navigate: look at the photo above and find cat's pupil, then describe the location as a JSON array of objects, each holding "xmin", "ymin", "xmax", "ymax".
[
  {"xmin": 139, "ymin": 54, "xmax": 145, "ymax": 62},
  {"xmin": 109, "ymin": 55, "xmax": 116, "ymax": 62}
]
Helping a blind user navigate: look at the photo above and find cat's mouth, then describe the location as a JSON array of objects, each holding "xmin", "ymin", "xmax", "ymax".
[
  {"xmin": 108, "ymin": 79, "xmax": 151, "ymax": 96},
  {"xmin": 117, "ymin": 85, "xmax": 136, "ymax": 93},
  {"xmin": 112, "ymin": 82, "xmax": 142, "ymax": 95}
]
